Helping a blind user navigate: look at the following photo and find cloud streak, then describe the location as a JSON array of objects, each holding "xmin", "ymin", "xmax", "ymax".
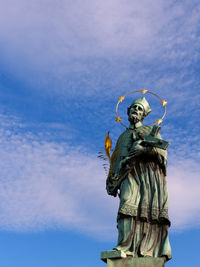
[
  {"xmin": 168, "ymin": 159, "xmax": 200, "ymax": 230},
  {"xmin": 0, "ymin": 113, "xmax": 117, "ymax": 238},
  {"xmin": 0, "ymin": 0, "xmax": 199, "ymax": 97},
  {"xmin": 0, "ymin": 0, "xmax": 198, "ymax": 56}
]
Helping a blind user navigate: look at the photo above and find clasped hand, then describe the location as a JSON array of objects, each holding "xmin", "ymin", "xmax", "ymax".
[
  {"xmin": 128, "ymin": 140, "xmax": 148, "ymax": 157},
  {"xmin": 118, "ymin": 140, "xmax": 151, "ymax": 171}
]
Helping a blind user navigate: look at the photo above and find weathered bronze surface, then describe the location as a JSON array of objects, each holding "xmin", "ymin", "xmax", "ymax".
[{"xmin": 102, "ymin": 97, "xmax": 172, "ymax": 264}]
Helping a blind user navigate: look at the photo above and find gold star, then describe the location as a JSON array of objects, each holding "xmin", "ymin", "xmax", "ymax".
[
  {"xmin": 161, "ymin": 100, "xmax": 167, "ymax": 106},
  {"xmin": 156, "ymin": 119, "xmax": 163, "ymax": 124},
  {"xmin": 118, "ymin": 96, "xmax": 125, "ymax": 102},
  {"xmin": 140, "ymin": 89, "xmax": 148, "ymax": 94},
  {"xmin": 115, "ymin": 116, "xmax": 121, "ymax": 122}
]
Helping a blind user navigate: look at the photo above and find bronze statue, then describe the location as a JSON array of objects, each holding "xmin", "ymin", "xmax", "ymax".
[{"xmin": 102, "ymin": 95, "xmax": 172, "ymax": 264}]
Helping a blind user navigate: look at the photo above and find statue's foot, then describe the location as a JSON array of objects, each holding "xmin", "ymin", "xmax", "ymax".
[
  {"xmin": 125, "ymin": 251, "xmax": 136, "ymax": 257},
  {"xmin": 113, "ymin": 247, "xmax": 136, "ymax": 257}
]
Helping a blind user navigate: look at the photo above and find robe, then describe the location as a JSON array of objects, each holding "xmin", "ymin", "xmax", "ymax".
[{"xmin": 106, "ymin": 125, "xmax": 172, "ymax": 260}]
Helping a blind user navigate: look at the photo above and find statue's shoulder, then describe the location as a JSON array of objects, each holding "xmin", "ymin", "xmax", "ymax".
[
  {"xmin": 116, "ymin": 129, "xmax": 129, "ymax": 144},
  {"xmin": 139, "ymin": 125, "xmax": 163, "ymax": 138},
  {"xmin": 118, "ymin": 129, "xmax": 129, "ymax": 138},
  {"xmin": 141, "ymin": 125, "xmax": 152, "ymax": 130},
  {"xmin": 137, "ymin": 125, "xmax": 152, "ymax": 135}
]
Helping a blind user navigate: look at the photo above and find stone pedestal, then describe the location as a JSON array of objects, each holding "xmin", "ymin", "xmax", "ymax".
[
  {"xmin": 101, "ymin": 250, "xmax": 127, "ymax": 263},
  {"xmin": 101, "ymin": 251, "xmax": 165, "ymax": 267},
  {"xmin": 107, "ymin": 258, "xmax": 165, "ymax": 267}
]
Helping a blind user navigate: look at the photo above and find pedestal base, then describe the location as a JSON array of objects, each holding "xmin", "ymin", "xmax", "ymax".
[
  {"xmin": 101, "ymin": 250, "xmax": 127, "ymax": 263},
  {"xmin": 107, "ymin": 257, "xmax": 165, "ymax": 267}
]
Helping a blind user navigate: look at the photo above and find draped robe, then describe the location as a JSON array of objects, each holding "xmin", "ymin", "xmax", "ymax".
[{"xmin": 106, "ymin": 125, "xmax": 172, "ymax": 260}]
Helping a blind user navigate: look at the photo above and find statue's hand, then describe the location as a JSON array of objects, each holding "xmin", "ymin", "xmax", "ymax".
[
  {"xmin": 119, "ymin": 158, "xmax": 127, "ymax": 170},
  {"xmin": 129, "ymin": 140, "xmax": 150, "ymax": 157}
]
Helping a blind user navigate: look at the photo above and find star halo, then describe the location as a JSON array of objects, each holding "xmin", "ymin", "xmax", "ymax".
[{"xmin": 115, "ymin": 89, "xmax": 167, "ymax": 128}]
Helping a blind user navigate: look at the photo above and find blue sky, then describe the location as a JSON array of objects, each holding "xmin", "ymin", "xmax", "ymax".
[{"xmin": 0, "ymin": 0, "xmax": 199, "ymax": 266}]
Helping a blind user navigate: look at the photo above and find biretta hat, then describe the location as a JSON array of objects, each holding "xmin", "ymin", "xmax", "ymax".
[{"xmin": 130, "ymin": 97, "xmax": 151, "ymax": 116}]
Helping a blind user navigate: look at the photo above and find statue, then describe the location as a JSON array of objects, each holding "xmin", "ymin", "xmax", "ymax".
[{"xmin": 101, "ymin": 92, "xmax": 172, "ymax": 265}]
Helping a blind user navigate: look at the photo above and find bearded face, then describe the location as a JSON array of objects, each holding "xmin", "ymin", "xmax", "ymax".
[{"xmin": 128, "ymin": 104, "xmax": 145, "ymax": 124}]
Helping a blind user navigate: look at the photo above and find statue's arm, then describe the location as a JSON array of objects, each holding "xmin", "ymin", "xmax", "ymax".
[
  {"xmin": 128, "ymin": 140, "xmax": 151, "ymax": 157},
  {"xmin": 128, "ymin": 130, "xmax": 167, "ymax": 158},
  {"xmin": 106, "ymin": 137, "xmax": 125, "ymax": 196}
]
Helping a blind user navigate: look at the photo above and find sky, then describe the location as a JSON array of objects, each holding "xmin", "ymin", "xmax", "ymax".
[{"xmin": 0, "ymin": 0, "xmax": 199, "ymax": 266}]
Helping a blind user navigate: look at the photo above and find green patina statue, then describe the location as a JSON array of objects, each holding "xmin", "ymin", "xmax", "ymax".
[{"xmin": 103, "ymin": 97, "xmax": 172, "ymax": 263}]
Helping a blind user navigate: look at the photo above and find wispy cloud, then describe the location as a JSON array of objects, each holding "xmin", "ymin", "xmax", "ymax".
[
  {"xmin": 168, "ymin": 159, "xmax": 200, "ymax": 230},
  {"xmin": 0, "ymin": 113, "xmax": 199, "ymax": 240},
  {"xmin": 0, "ymin": 0, "xmax": 199, "ymax": 97},
  {"xmin": 0, "ymin": 0, "xmax": 198, "ymax": 56},
  {"xmin": 0, "ymin": 113, "xmax": 117, "ymax": 238}
]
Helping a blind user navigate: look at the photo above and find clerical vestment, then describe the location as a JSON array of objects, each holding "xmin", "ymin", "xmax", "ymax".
[{"xmin": 106, "ymin": 125, "xmax": 172, "ymax": 260}]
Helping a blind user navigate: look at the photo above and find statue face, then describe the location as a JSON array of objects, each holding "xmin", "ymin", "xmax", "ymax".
[{"xmin": 128, "ymin": 104, "xmax": 145, "ymax": 123}]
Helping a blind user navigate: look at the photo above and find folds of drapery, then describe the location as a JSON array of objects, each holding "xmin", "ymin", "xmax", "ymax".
[
  {"xmin": 118, "ymin": 158, "xmax": 170, "ymax": 225},
  {"xmin": 115, "ymin": 216, "xmax": 172, "ymax": 261},
  {"xmin": 115, "ymin": 155, "xmax": 171, "ymax": 261}
]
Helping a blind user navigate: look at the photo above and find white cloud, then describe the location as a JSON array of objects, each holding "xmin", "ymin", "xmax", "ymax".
[
  {"xmin": 0, "ymin": 114, "xmax": 118, "ymax": 239},
  {"xmin": 168, "ymin": 158, "xmax": 200, "ymax": 230},
  {"xmin": 0, "ymin": 0, "xmax": 199, "ymax": 93},
  {"xmin": 0, "ymin": 114, "xmax": 199, "ymax": 240}
]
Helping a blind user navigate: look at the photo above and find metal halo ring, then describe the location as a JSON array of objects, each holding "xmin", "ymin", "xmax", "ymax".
[{"xmin": 115, "ymin": 89, "xmax": 167, "ymax": 128}]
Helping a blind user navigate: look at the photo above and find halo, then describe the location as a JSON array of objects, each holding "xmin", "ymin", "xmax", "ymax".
[{"xmin": 115, "ymin": 89, "xmax": 167, "ymax": 128}]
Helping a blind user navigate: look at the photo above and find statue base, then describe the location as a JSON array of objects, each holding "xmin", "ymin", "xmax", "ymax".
[
  {"xmin": 101, "ymin": 251, "xmax": 165, "ymax": 267},
  {"xmin": 101, "ymin": 250, "xmax": 127, "ymax": 263}
]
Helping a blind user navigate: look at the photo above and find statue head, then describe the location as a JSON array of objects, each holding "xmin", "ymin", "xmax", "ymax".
[{"xmin": 127, "ymin": 97, "xmax": 151, "ymax": 124}]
